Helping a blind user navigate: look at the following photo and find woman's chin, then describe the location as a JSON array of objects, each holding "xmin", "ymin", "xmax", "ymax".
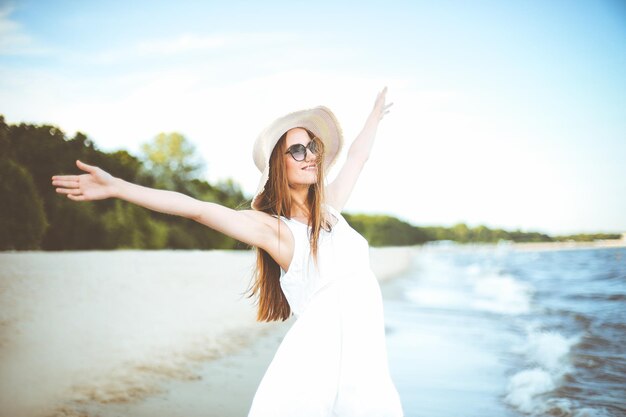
[
  {"xmin": 299, "ymin": 174, "xmax": 319, "ymax": 184},
  {"xmin": 289, "ymin": 180, "xmax": 317, "ymax": 189}
]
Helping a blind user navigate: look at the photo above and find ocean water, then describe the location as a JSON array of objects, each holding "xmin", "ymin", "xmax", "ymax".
[{"xmin": 383, "ymin": 244, "xmax": 626, "ymax": 417}]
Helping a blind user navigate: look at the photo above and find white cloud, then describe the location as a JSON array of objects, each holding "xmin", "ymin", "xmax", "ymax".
[
  {"xmin": 89, "ymin": 32, "xmax": 297, "ymax": 64},
  {"xmin": 137, "ymin": 33, "xmax": 229, "ymax": 54},
  {"xmin": 0, "ymin": 4, "xmax": 29, "ymax": 53},
  {"xmin": 0, "ymin": 4, "xmax": 51, "ymax": 55}
]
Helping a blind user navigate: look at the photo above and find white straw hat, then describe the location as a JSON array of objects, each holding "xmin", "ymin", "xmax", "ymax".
[{"xmin": 251, "ymin": 106, "xmax": 343, "ymax": 210}]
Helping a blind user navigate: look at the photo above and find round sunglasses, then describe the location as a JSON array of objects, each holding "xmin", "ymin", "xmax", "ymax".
[{"xmin": 284, "ymin": 139, "xmax": 321, "ymax": 162}]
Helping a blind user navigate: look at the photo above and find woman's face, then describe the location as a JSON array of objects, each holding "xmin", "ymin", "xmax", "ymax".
[{"xmin": 283, "ymin": 128, "xmax": 319, "ymax": 187}]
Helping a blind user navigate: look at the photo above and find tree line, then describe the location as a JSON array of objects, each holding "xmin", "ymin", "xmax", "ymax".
[
  {"xmin": 342, "ymin": 214, "xmax": 620, "ymax": 247},
  {"xmin": 0, "ymin": 115, "xmax": 620, "ymax": 251},
  {"xmin": 0, "ymin": 116, "xmax": 248, "ymax": 251}
]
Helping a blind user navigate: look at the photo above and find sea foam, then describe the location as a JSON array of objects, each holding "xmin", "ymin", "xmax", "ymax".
[
  {"xmin": 506, "ymin": 324, "xmax": 583, "ymax": 416},
  {"xmin": 406, "ymin": 249, "xmax": 534, "ymax": 316}
]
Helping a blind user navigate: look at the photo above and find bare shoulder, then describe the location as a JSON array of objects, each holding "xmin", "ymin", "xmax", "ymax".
[
  {"xmin": 238, "ymin": 209, "xmax": 278, "ymax": 227},
  {"xmin": 238, "ymin": 209, "xmax": 288, "ymax": 238},
  {"xmin": 238, "ymin": 209, "xmax": 294, "ymax": 272}
]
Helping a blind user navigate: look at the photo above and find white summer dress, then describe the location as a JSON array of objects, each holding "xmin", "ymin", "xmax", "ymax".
[{"xmin": 248, "ymin": 203, "xmax": 404, "ymax": 417}]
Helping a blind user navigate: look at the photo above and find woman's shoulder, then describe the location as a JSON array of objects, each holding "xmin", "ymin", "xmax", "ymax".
[
  {"xmin": 238, "ymin": 209, "xmax": 296, "ymax": 270},
  {"xmin": 238, "ymin": 209, "xmax": 282, "ymax": 228},
  {"xmin": 239, "ymin": 204, "xmax": 341, "ymax": 230},
  {"xmin": 238, "ymin": 209, "xmax": 301, "ymax": 237}
]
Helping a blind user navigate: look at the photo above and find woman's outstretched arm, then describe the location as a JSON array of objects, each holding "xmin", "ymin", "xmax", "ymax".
[
  {"xmin": 51, "ymin": 160, "xmax": 284, "ymax": 254},
  {"xmin": 52, "ymin": 160, "xmax": 205, "ymax": 219},
  {"xmin": 326, "ymin": 86, "xmax": 393, "ymax": 212}
]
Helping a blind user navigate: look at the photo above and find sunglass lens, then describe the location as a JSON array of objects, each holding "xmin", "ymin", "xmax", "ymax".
[{"xmin": 292, "ymin": 144, "xmax": 306, "ymax": 161}]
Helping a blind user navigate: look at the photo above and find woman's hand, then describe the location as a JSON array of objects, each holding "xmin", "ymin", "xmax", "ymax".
[
  {"xmin": 369, "ymin": 86, "xmax": 393, "ymax": 122},
  {"xmin": 51, "ymin": 160, "xmax": 117, "ymax": 201}
]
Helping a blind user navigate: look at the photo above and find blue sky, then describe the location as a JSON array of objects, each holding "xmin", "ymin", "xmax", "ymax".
[{"xmin": 1, "ymin": 0, "xmax": 625, "ymax": 235}]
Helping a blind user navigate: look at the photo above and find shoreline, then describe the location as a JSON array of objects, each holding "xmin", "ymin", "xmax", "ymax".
[
  {"xmin": 4, "ymin": 238, "xmax": 624, "ymax": 255},
  {"xmin": 508, "ymin": 239, "xmax": 626, "ymax": 251},
  {"xmin": 420, "ymin": 239, "xmax": 626, "ymax": 252}
]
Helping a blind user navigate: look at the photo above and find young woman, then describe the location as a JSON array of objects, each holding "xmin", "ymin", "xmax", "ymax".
[{"xmin": 51, "ymin": 87, "xmax": 403, "ymax": 417}]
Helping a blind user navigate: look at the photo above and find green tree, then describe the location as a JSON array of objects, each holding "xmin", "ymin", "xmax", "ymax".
[
  {"xmin": 140, "ymin": 132, "xmax": 205, "ymax": 193},
  {"xmin": 452, "ymin": 223, "xmax": 470, "ymax": 243},
  {"xmin": 344, "ymin": 214, "xmax": 423, "ymax": 246},
  {"xmin": 101, "ymin": 200, "xmax": 169, "ymax": 249},
  {"xmin": 0, "ymin": 116, "xmax": 9, "ymax": 156},
  {"xmin": 0, "ymin": 158, "xmax": 48, "ymax": 250},
  {"xmin": 472, "ymin": 225, "xmax": 492, "ymax": 242}
]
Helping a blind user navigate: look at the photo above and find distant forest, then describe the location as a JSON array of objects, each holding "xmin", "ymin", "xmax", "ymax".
[{"xmin": 0, "ymin": 115, "xmax": 620, "ymax": 251}]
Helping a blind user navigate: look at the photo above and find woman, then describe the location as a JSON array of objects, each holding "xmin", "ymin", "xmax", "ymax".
[{"xmin": 51, "ymin": 87, "xmax": 403, "ymax": 417}]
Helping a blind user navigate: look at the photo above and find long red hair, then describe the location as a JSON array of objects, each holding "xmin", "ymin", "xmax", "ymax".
[{"xmin": 246, "ymin": 129, "xmax": 328, "ymax": 322}]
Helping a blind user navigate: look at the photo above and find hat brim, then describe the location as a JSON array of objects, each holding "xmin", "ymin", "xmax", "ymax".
[{"xmin": 251, "ymin": 106, "xmax": 343, "ymax": 210}]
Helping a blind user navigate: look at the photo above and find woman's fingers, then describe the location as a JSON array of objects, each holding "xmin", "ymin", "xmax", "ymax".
[
  {"xmin": 379, "ymin": 101, "xmax": 393, "ymax": 120},
  {"xmin": 76, "ymin": 159, "xmax": 96, "ymax": 173},
  {"xmin": 369, "ymin": 87, "xmax": 392, "ymax": 122},
  {"xmin": 50, "ymin": 164, "xmax": 103, "ymax": 202},
  {"xmin": 51, "ymin": 175, "xmax": 79, "ymax": 181},
  {"xmin": 67, "ymin": 193, "xmax": 86, "ymax": 202},
  {"xmin": 52, "ymin": 179, "xmax": 79, "ymax": 188},
  {"xmin": 55, "ymin": 187, "xmax": 82, "ymax": 195},
  {"xmin": 56, "ymin": 185, "xmax": 87, "ymax": 201},
  {"xmin": 374, "ymin": 87, "xmax": 389, "ymax": 110},
  {"xmin": 378, "ymin": 86, "xmax": 388, "ymax": 101}
]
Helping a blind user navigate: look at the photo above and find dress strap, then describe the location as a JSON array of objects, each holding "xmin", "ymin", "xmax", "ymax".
[
  {"xmin": 323, "ymin": 203, "xmax": 341, "ymax": 217},
  {"xmin": 323, "ymin": 203, "xmax": 343, "ymax": 228}
]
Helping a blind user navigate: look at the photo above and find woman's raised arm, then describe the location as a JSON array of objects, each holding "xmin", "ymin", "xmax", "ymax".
[
  {"xmin": 51, "ymin": 160, "xmax": 283, "ymax": 253},
  {"xmin": 326, "ymin": 87, "xmax": 393, "ymax": 212}
]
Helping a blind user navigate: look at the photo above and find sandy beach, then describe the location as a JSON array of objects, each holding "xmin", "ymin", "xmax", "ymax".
[{"xmin": 0, "ymin": 247, "xmax": 413, "ymax": 417}]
